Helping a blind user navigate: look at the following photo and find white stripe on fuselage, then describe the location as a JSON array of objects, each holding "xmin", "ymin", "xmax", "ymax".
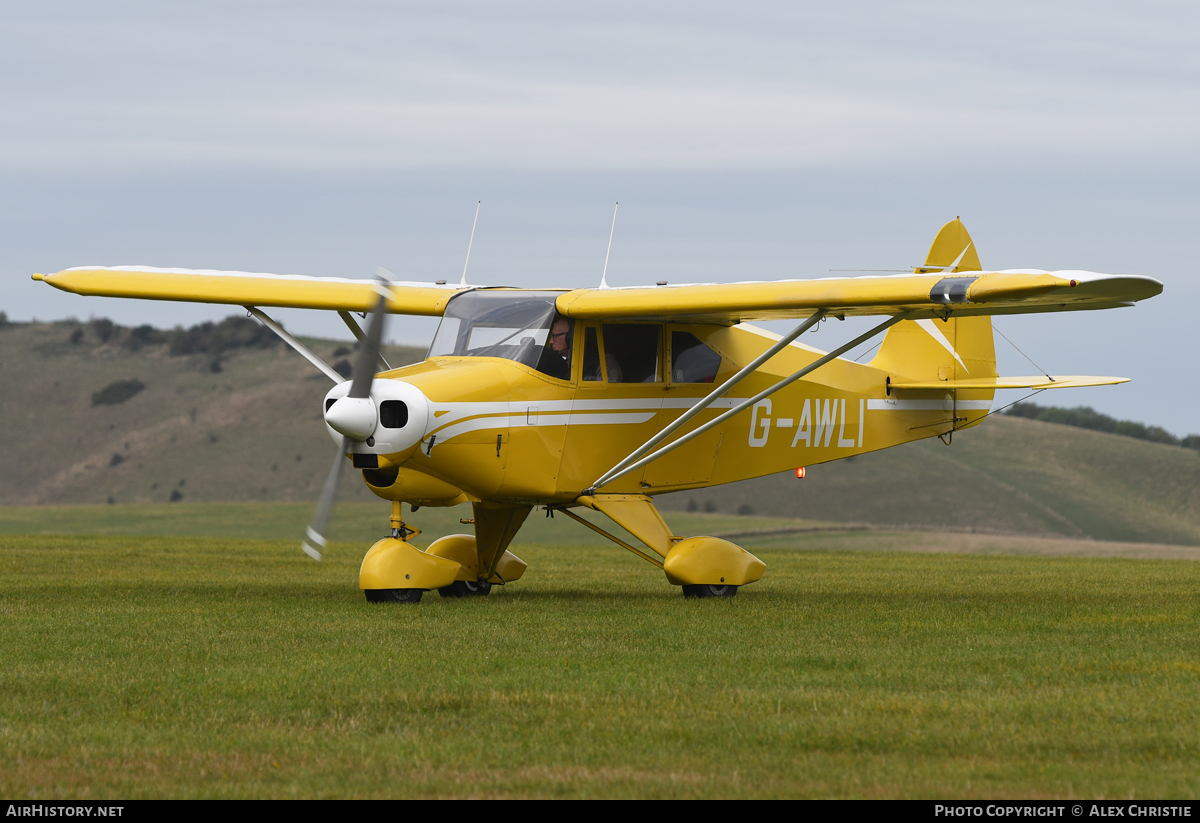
[
  {"xmin": 421, "ymin": 395, "xmax": 992, "ymax": 445},
  {"xmin": 429, "ymin": 411, "xmax": 659, "ymax": 442},
  {"xmin": 425, "ymin": 396, "xmax": 741, "ymax": 439},
  {"xmin": 867, "ymin": 399, "xmax": 991, "ymax": 411}
]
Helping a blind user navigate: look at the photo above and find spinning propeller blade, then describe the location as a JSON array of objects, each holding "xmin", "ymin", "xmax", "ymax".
[
  {"xmin": 348, "ymin": 292, "xmax": 386, "ymax": 400},
  {"xmin": 302, "ymin": 437, "xmax": 348, "ymax": 561},
  {"xmin": 301, "ymin": 287, "xmax": 390, "ymax": 560}
]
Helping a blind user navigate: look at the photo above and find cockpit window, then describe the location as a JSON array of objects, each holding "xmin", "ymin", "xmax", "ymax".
[{"xmin": 427, "ymin": 290, "xmax": 564, "ymax": 371}]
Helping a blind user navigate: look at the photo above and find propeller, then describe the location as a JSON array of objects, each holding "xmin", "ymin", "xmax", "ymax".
[{"xmin": 300, "ymin": 284, "xmax": 390, "ymax": 560}]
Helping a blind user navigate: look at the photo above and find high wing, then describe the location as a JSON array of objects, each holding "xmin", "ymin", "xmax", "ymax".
[
  {"xmin": 34, "ymin": 266, "xmax": 464, "ymax": 316},
  {"xmin": 35, "ymin": 264, "xmax": 1161, "ymax": 324},
  {"xmin": 554, "ymin": 270, "xmax": 1163, "ymax": 324}
]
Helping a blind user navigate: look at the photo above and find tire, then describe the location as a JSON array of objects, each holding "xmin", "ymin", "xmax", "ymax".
[
  {"xmin": 681, "ymin": 584, "xmax": 738, "ymax": 599},
  {"xmin": 438, "ymin": 579, "xmax": 492, "ymax": 598},
  {"xmin": 364, "ymin": 588, "xmax": 424, "ymax": 604}
]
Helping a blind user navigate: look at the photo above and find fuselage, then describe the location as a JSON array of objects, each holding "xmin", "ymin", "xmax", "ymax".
[{"xmin": 326, "ymin": 318, "xmax": 995, "ymax": 507}]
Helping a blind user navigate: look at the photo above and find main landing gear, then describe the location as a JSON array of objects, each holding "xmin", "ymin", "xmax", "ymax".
[
  {"xmin": 566, "ymin": 496, "xmax": 765, "ymax": 599},
  {"xmin": 365, "ymin": 588, "xmax": 424, "ymax": 604},
  {"xmin": 682, "ymin": 584, "xmax": 738, "ymax": 599},
  {"xmin": 439, "ymin": 579, "xmax": 492, "ymax": 598},
  {"xmin": 360, "ymin": 502, "xmax": 529, "ymax": 604}
]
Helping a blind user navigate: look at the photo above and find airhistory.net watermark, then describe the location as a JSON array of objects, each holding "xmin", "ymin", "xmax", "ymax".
[{"xmin": 6, "ymin": 807, "xmax": 123, "ymax": 817}]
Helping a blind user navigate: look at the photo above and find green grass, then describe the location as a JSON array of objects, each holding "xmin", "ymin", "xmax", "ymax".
[
  {"xmin": 0, "ymin": 501, "xmax": 824, "ymax": 549},
  {"xmin": 2, "ymin": 522, "xmax": 1199, "ymax": 797}
]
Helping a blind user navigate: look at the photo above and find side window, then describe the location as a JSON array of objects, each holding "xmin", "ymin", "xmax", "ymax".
[
  {"xmin": 671, "ymin": 332, "xmax": 722, "ymax": 384},
  {"xmin": 601, "ymin": 324, "xmax": 662, "ymax": 383},
  {"xmin": 581, "ymin": 326, "xmax": 602, "ymax": 382}
]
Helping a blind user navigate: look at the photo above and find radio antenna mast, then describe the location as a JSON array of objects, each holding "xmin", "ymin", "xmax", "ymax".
[
  {"xmin": 460, "ymin": 201, "xmax": 481, "ymax": 287},
  {"xmin": 599, "ymin": 202, "xmax": 618, "ymax": 290}
]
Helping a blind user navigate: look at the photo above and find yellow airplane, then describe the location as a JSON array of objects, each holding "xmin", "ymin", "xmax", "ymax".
[{"xmin": 33, "ymin": 219, "xmax": 1162, "ymax": 601}]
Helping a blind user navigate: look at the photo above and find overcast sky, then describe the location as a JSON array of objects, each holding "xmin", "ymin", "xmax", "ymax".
[{"xmin": 2, "ymin": 2, "xmax": 1197, "ymax": 433}]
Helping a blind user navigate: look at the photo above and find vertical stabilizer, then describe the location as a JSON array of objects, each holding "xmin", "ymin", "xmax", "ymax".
[
  {"xmin": 870, "ymin": 220, "xmax": 996, "ymax": 383},
  {"xmin": 918, "ymin": 217, "xmax": 982, "ymax": 272}
]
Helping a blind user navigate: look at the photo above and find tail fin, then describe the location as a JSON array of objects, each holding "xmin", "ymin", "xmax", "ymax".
[{"xmin": 869, "ymin": 219, "xmax": 996, "ymax": 382}]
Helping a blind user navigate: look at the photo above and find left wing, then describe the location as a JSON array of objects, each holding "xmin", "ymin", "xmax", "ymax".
[
  {"xmin": 34, "ymin": 266, "xmax": 465, "ymax": 316},
  {"xmin": 554, "ymin": 270, "xmax": 1162, "ymax": 323}
]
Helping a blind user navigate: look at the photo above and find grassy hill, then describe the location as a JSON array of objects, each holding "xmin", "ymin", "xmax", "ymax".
[
  {"xmin": 656, "ymin": 416, "xmax": 1200, "ymax": 545},
  {"xmin": 0, "ymin": 319, "xmax": 423, "ymax": 508},
  {"xmin": 2, "ymin": 318, "xmax": 1198, "ymax": 545}
]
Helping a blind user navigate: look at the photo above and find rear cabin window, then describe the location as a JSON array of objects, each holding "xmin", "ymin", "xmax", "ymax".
[
  {"xmin": 671, "ymin": 332, "xmax": 722, "ymax": 383},
  {"xmin": 581, "ymin": 327, "xmax": 603, "ymax": 382},
  {"xmin": 602, "ymin": 324, "xmax": 662, "ymax": 383}
]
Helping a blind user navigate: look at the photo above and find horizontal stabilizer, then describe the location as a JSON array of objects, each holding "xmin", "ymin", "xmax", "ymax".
[{"xmin": 890, "ymin": 376, "xmax": 1129, "ymax": 390}]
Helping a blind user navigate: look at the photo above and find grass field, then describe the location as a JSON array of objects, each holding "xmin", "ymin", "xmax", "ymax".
[{"xmin": 2, "ymin": 504, "xmax": 1198, "ymax": 798}]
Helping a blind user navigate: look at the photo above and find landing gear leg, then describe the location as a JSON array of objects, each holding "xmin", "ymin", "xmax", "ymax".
[{"xmin": 389, "ymin": 500, "xmax": 421, "ymax": 542}]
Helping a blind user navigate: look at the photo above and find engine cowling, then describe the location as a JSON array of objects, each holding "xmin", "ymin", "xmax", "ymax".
[{"xmin": 322, "ymin": 379, "xmax": 430, "ymax": 454}]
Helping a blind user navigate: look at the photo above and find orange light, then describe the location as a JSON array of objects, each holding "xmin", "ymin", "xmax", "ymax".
[{"xmin": 795, "ymin": 467, "xmax": 805, "ymax": 479}]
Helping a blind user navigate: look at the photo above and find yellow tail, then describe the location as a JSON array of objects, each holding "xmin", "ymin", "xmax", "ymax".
[{"xmin": 869, "ymin": 219, "xmax": 997, "ymax": 383}]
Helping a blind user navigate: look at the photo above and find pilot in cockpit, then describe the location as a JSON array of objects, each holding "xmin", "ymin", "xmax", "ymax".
[{"xmin": 535, "ymin": 316, "xmax": 573, "ymax": 380}]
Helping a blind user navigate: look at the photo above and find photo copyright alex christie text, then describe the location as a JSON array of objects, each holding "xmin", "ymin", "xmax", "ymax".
[{"xmin": 935, "ymin": 807, "xmax": 1192, "ymax": 818}]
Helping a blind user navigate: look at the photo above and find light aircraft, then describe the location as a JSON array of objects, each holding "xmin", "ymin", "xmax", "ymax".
[{"xmin": 33, "ymin": 219, "xmax": 1162, "ymax": 602}]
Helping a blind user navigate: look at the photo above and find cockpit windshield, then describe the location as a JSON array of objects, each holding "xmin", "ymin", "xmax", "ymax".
[{"xmin": 427, "ymin": 290, "xmax": 564, "ymax": 370}]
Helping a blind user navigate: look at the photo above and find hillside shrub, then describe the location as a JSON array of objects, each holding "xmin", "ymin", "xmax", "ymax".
[
  {"xmin": 124, "ymin": 324, "xmax": 166, "ymax": 349},
  {"xmin": 167, "ymin": 315, "xmax": 278, "ymax": 356},
  {"xmin": 1005, "ymin": 402, "xmax": 1199, "ymax": 451},
  {"xmin": 91, "ymin": 318, "xmax": 115, "ymax": 342},
  {"xmin": 92, "ymin": 379, "xmax": 145, "ymax": 406}
]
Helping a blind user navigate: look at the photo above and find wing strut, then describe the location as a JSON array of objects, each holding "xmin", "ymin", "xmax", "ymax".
[
  {"xmin": 246, "ymin": 305, "xmax": 345, "ymax": 384},
  {"xmin": 591, "ymin": 310, "xmax": 828, "ymax": 490},
  {"xmin": 589, "ymin": 312, "xmax": 908, "ymax": 492},
  {"xmin": 337, "ymin": 310, "xmax": 393, "ymax": 371}
]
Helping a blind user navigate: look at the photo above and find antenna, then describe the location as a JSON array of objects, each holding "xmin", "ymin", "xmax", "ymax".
[
  {"xmin": 460, "ymin": 201, "xmax": 481, "ymax": 287},
  {"xmin": 599, "ymin": 202, "xmax": 618, "ymax": 290}
]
